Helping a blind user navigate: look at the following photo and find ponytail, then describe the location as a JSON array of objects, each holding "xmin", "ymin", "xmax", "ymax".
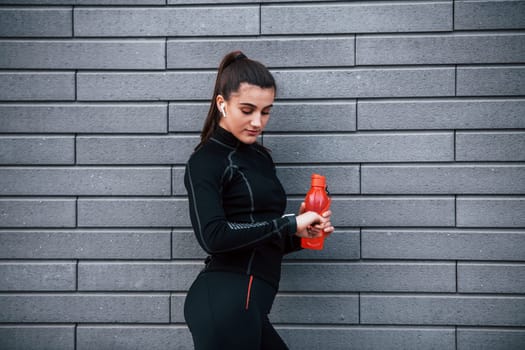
[{"xmin": 196, "ymin": 51, "xmax": 276, "ymax": 150}]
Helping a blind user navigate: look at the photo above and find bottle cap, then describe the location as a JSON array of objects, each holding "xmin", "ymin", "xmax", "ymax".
[{"xmin": 311, "ymin": 173, "xmax": 326, "ymax": 187}]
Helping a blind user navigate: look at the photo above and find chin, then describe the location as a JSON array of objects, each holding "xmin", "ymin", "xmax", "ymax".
[{"xmin": 240, "ymin": 137, "xmax": 258, "ymax": 144}]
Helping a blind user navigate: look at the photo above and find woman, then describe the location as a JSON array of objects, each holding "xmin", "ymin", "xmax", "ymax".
[{"xmin": 184, "ymin": 51, "xmax": 334, "ymax": 350}]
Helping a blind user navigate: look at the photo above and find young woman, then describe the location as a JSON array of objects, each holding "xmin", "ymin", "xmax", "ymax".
[{"xmin": 184, "ymin": 51, "xmax": 334, "ymax": 350}]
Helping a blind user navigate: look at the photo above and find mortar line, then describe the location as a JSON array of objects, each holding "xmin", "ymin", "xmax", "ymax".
[
  {"xmin": 71, "ymin": 5, "xmax": 75, "ymax": 38},
  {"xmin": 259, "ymin": 3, "xmax": 262, "ymax": 36},
  {"xmin": 456, "ymin": 260, "xmax": 459, "ymax": 293},
  {"xmin": 452, "ymin": 129, "xmax": 457, "ymax": 162},
  {"xmin": 169, "ymin": 292, "xmax": 172, "ymax": 323},
  {"xmin": 358, "ymin": 291, "xmax": 361, "ymax": 324},
  {"xmin": 75, "ymin": 196, "xmax": 78, "ymax": 228},
  {"xmin": 455, "ymin": 325, "xmax": 458, "ymax": 350},
  {"xmin": 76, "ymin": 259, "xmax": 79, "ymax": 291},
  {"xmin": 454, "ymin": 194, "xmax": 457, "ymax": 228},
  {"xmin": 354, "ymin": 34, "xmax": 357, "ymax": 66},
  {"xmin": 170, "ymin": 228, "xmax": 173, "ymax": 260},
  {"xmin": 452, "ymin": 0, "xmax": 455, "ymax": 32},
  {"xmin": 74, "ymin": 134, "xmax": 77, "ymax": 165},
  {"xmin": 358, "ymin": 163, "xmax": 362, "ymax": 195},
  {"xmin": 355, "ymin": 98, "xmax": 359, "ymax": 132},
  {"xmin": 166, "ymin": 102, "xmax": 170, "ymax": 134},
  {"xmin": 74, "ymin": 323, "xmax": 77, "ymax": 350},
  {"xmin": 454, "ymin": 65, "xmax": 458, "ymax": 97}
]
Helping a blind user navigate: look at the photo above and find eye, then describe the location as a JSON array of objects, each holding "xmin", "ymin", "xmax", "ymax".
[{"xmin": 241, "ymin": 109, "xmax": 253, "ymax": 115}]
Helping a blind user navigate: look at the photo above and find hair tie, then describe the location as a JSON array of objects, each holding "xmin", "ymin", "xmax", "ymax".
[{"xmin": 235, "ymin": 52, "xmax": 247, "ymax": 60}]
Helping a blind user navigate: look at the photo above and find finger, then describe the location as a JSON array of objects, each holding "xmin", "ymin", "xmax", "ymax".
[
  {"xmin": 324, "ymin": 226, "xmax": 335, "ymax": 234},
  {"xmin": 322, "ymin": 210, "xmax": 332, "ymax": 218}
]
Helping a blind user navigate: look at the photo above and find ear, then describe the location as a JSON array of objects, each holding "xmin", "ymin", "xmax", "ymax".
[{"xmin": 216, "ymin": 95, "xmax": 225, "ymax": 112}]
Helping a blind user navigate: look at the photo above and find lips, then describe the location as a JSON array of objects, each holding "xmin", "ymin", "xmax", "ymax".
[{"xmin": 245, "ymin": 129, "xmax": 261, "ymax": 136}]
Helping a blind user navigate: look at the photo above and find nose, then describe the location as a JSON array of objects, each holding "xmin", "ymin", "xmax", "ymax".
[{"xmin": 250, "ymin": 114, "xmax": 262, "ymax": 128}]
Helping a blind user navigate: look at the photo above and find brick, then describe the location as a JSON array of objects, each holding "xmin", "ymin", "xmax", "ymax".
[
  {"xmin": 261, "ymin": 2, "xmax": 452, "ymax": 34},
  {"xmin": 264, "ymin": 133, "xmax": 454, "ymax": 163},
  {"xmin": 167, "ymin": 37, "xmax": 354, "ymax": 68},
  {"xmin": 358, "ymin": 98, "xmax": 525, "ymax": 130},
  {"xmin": 273, "ymin": 68, "xmax": 455, "ymax": 99},
  {"xmin": 335, "ymin": 197, "xmax": 453, "ymax": 227},
  {"xmin": 0, "ymin": 167, "xmax": 170, "ymax": 196},
  {"xmin": 77, "ymin": 325, "xmax": 192, "ymax": 350},
  {"xmin": 288, "ymin": 197, "xmax": 455, "ymax": 227},
  {"xmin": 456, "ymin": 131, "xmax": 525, "ymax": 161},
  {"xmin": 457, "ymin": 66, "xmax": 525, "ymax": 96},
  {"xmin": 278, "ymin": 326, "xmax": 455, "ymax": 350},
  {"xmin": 77, "ymin": 72, "xmax": 214, "ymax": 101},
  {"xmin": 77, "ymin": 198, "xmax": 189, "ymax": 227},
  {"xmin": 169, "ymin": 101, "xmax": 356, "ymax": 133},
  {"xmin": 270, "ymin": 294, "xmax": 359, "ymax": 324},
  {"xmin": 362, "ymin": 164, "xmax": 525, "ymax": 194},
  {"xmin": 0, "ymin": 198, "xmax": 75, "ymax": 228},
  {"xmin": 458, "ymin": 328, "xmax": 525, "ymax": 350},
  {"xmin": 172, "ymin": 230, "xmax": 207, "ymax": 259},
  {"xmin": 457, "ymin": 197, "xmax": 525, "ymax": 227},
  {"xmin": 455, "ymin": 0, "xmax": 525, "ymax": 30},
  {"xmin": 0, "ymin": 229, "xmax": 171, "ymax": 259},
  {"xmin": 172, "ymin": 166, "xmax": 186, "ymax": 196},
  {"xmin": 0, "ymin": 293, "xmax": 169, "ymax": 323},
  {"xmin": 0, "ymin": 72, "xmax": 75, "ymax": 101},
  {"xmin": 0, "ymin": 103, "xmax": 167, "ymax": 133},
  {"xmin": 0, "ymin": 40, "xmax": 164, "ymax": 69},
  {"xmin": 361, "ymin": 294, "xmax": 525, "ymax": 326},
  {"xmin": 362, "ymin": 229, "xmax": 525, "ymax": 261},
  {"xmin": 0, "ymin": 325, "xmax": 74, "ymax": 350},
  {"xmin": 0, "ymin": 261, "xmax": 76, "ymax": 291},
  {"xmin": 280, "ymin": 262, "xmax": 455, "ymax": 292},
  {"xmin": 78, "ymin": 262, "xmax": 201, "ymax": 291},
  {"xmin": 0, "ymin": 7, "xmax": 72, "ymax": 37},
  {"xmin": 357, "ymin": 33, "xmax": 525, "ymax": 65},
  {"xmin": 168, "ymin": 103, "xmax": 208, "ymax": 132},
  {"xmin": 171, "ymin": 293, "xmax": 358, "ymax": 324},
  {"xmin": 285, "ymin": 229, "xmax": 360, "ymax": 261},
  {"xmin": 276, "ymin": 165, "xmax": 359, "ymax": 195},
  {"xmin": 76, "ymin": 135, "xmax": 197, "ymax": 164},
  {"xmin": 0, "ymin": 136, "xmax": 74, "ymax": 164},
  {"xmin": 74, "ymin": 6, "xmax": 259, "ymax": 36},
  {"xmin": 458, "ymin": 263, "xmax": 525, "ymax": 293},
  {"xmin": 267, "ymin": 102, "xmax": 356, "ymax": 132}
]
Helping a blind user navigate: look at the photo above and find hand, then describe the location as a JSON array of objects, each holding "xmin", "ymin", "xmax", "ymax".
[{"xmin": 294, "ymin": 202, "xmax": 334, "ymax": 239}]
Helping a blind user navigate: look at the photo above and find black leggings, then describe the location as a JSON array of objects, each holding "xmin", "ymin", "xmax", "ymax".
[{"xmin": 184, "ymin": 271, "xmax": 289, "ymax": 350}]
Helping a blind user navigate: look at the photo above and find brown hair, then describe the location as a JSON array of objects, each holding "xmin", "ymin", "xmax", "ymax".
[{"xmin": 196, "ymin": 51, "xmax": 276, "ymax": 149}]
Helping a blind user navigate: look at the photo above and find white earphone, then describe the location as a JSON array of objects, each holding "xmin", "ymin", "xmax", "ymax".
[{"xmin": 220, "ymin": 103, "xmax": 226, "ymax": 117}]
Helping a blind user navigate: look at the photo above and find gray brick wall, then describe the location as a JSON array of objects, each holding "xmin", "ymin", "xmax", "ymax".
[{"xmin": 0, "ymin": 0, "xmax": 524, "ymax": 349}]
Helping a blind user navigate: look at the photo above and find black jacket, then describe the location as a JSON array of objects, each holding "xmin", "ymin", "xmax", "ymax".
[{"xmin": 184, "ymin": 126, "xmax": 301, "ymax": 288}]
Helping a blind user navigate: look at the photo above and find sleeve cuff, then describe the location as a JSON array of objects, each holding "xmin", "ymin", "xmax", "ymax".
[{"xmin": 280, "ymin": 214, "xmax": 297, "ymax": 237}]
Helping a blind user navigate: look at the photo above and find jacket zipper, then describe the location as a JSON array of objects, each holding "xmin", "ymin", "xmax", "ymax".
[
  {"xmin": 245, "ymin": 274, "xmax": 254, "ymax": 310},
  {"xmin": 245, "ymin": 250, "xmax": 256, "ymax": 310}
]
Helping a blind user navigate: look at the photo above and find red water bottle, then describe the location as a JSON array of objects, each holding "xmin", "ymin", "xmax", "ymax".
[{"xmin": 301, "ymin": 174, "xmax": 331, "ymax": 250}]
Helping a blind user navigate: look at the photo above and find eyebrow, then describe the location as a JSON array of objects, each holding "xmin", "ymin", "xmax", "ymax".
[{"xmin": 239, "ymin": 102, "xmax": 274, "ymax": 109}]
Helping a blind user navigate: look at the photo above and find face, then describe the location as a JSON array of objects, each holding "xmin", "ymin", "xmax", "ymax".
[{"xmin": 217, "ymin": 83, "xmax": 275, "ymax": 144}]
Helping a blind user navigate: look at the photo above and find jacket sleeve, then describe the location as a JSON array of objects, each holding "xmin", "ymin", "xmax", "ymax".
[
  {"xmin": 184, "ymin": 158, "xmax": 297, "ymax": 255},
  {"xmin": 283, "ymin": 233, "xmax": 303, "ymax": 255}
]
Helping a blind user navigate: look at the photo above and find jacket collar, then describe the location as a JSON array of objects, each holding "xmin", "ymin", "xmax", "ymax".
[{"xmin": 211, "ymin": 126, "xmax": 243, "ymax": 149}]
